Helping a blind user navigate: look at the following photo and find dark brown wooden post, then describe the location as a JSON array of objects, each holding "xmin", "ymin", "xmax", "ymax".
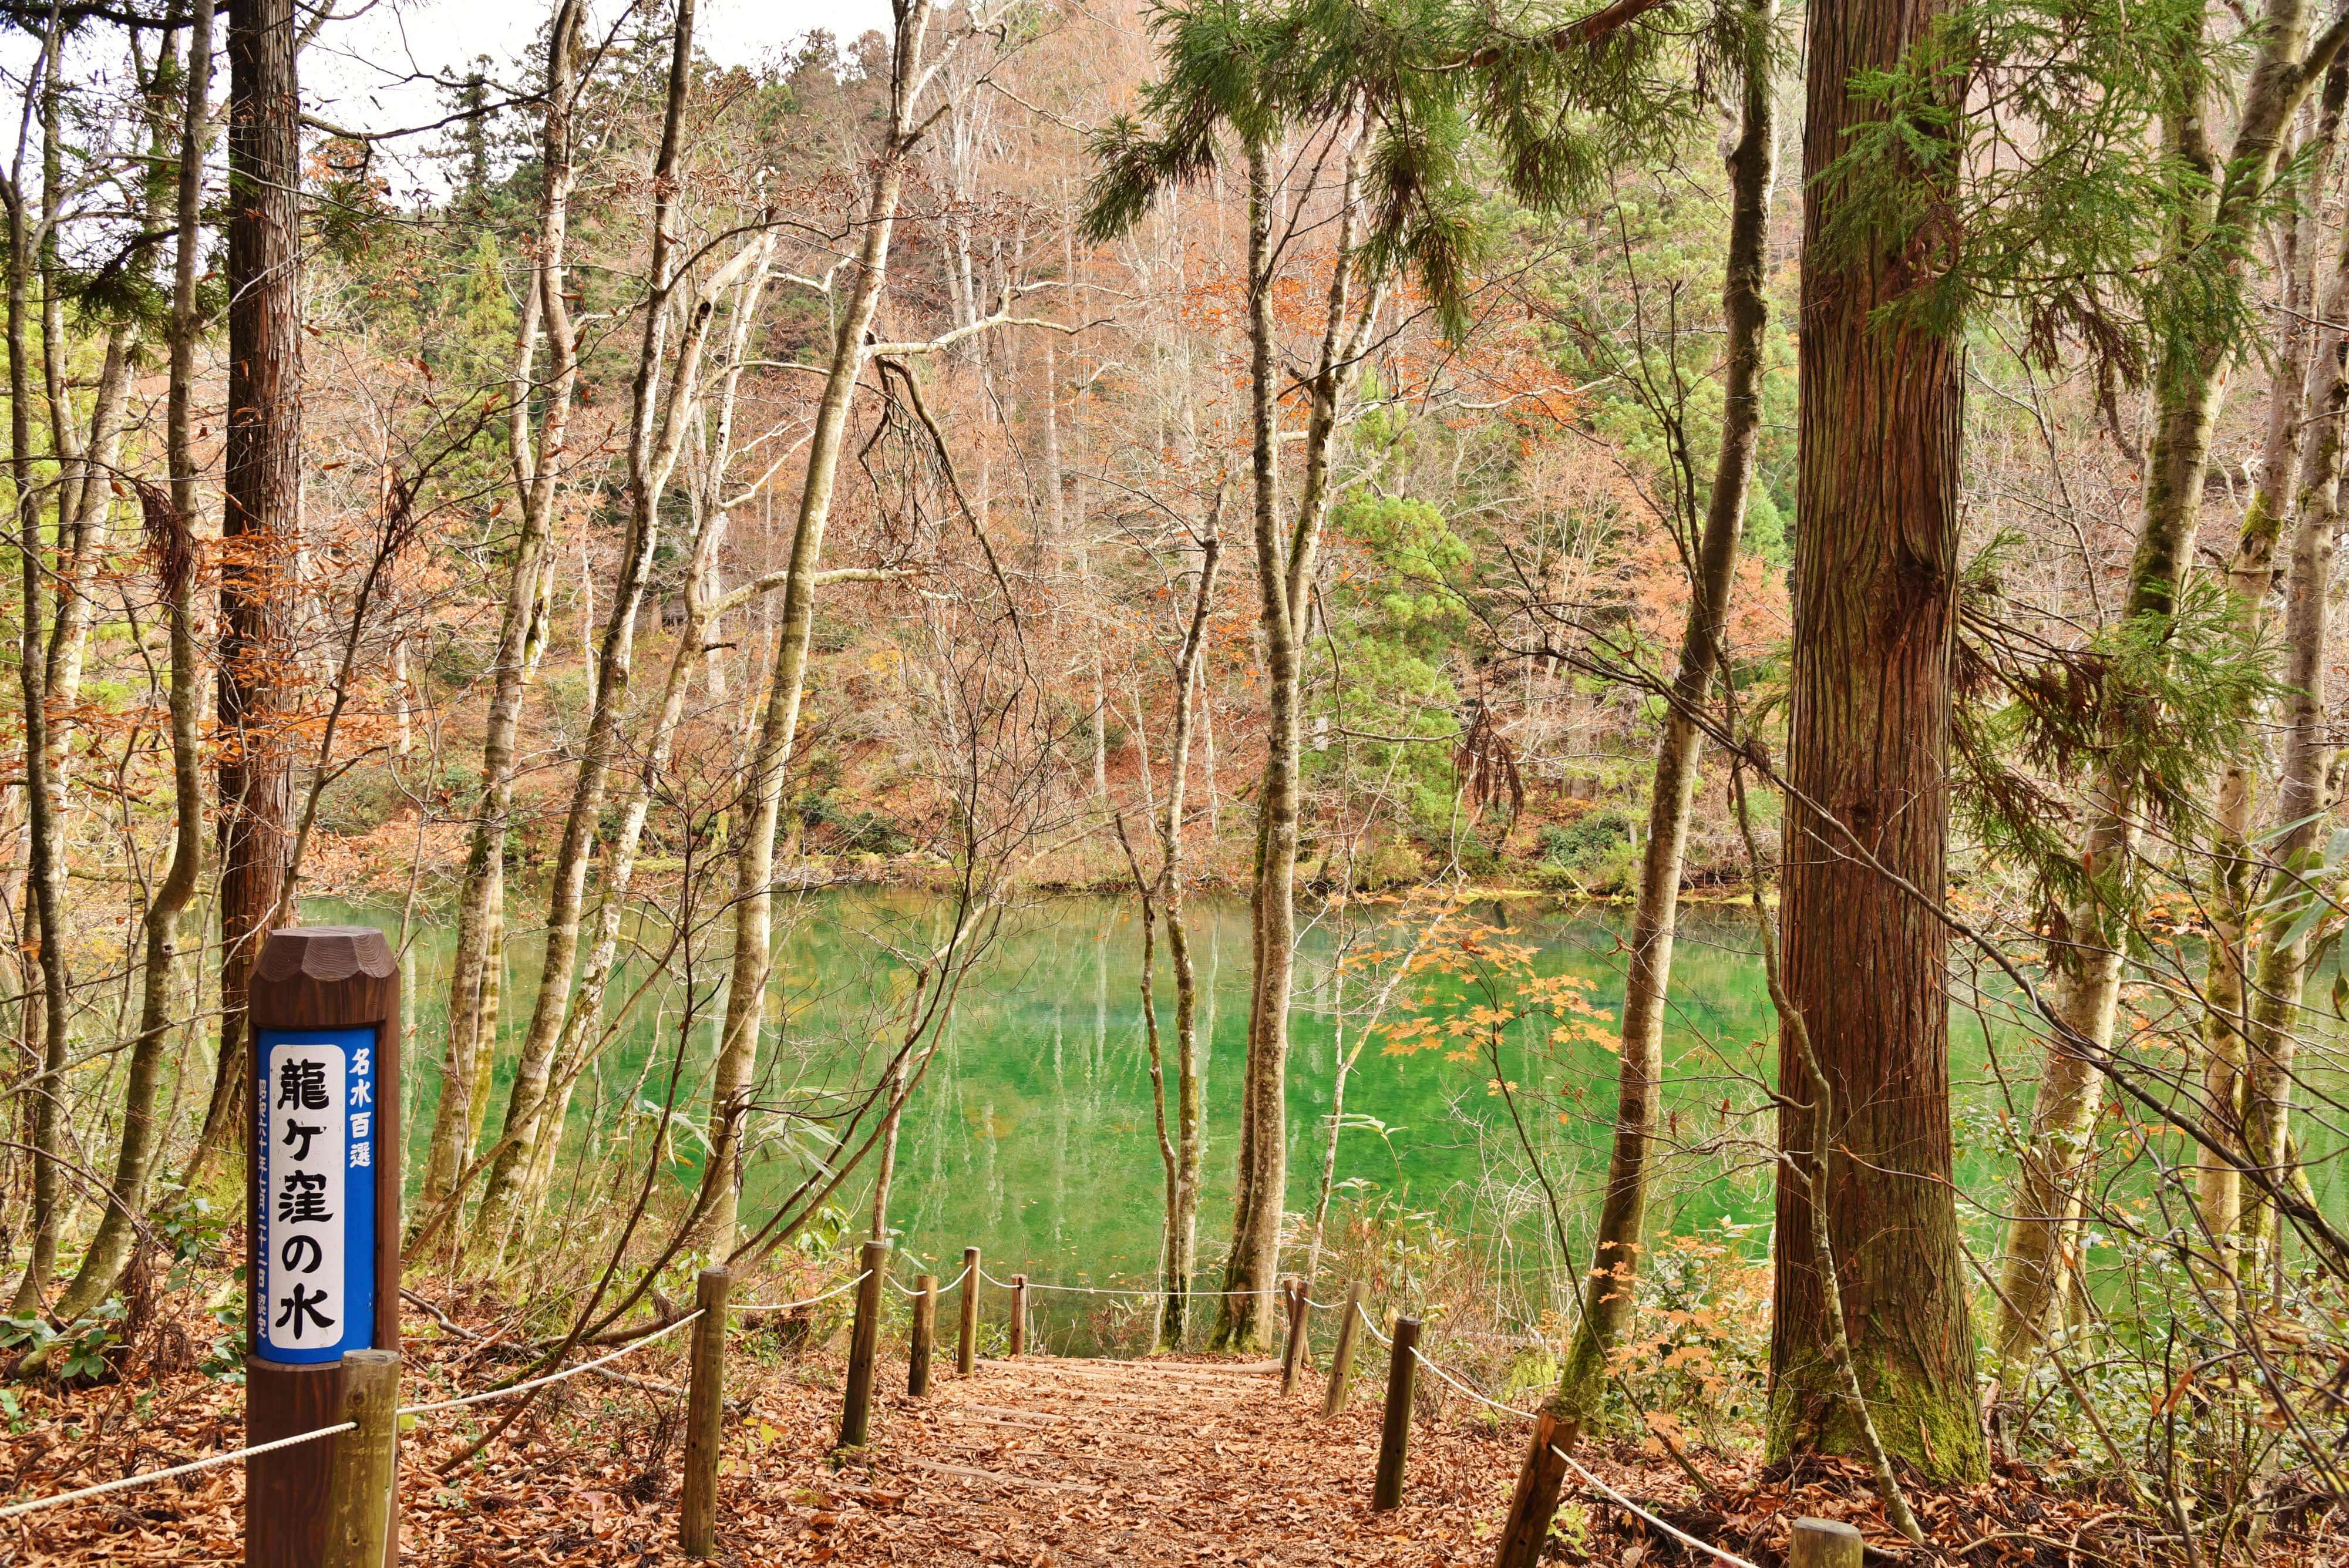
[
  {"xmin": 1788, "ymin": 1517, "xmax": 1864, "ymax": 1568},
  {"xmin": 1323, "ymin": 1280, "xmax": 1364, "ymax": 1418},
  {"xmin": 1280, "ymin": 1278, "xmax": 1311, "ymax": 1396},
  {"xmin": 1492, "ymin": 1407, "xmax": 1578, "ymax": 1568},
  {"xmin": 1371, "ymin": 1315, "xmax": 1421, "ymax": 1510},
  {"xmin": 957, "ymin": 1246, "xmax": 981, "ymax": 1375},
  {"xmin": 247, "ymin": 926, "xmax": 399, "ymax": 1568},
  {"xmin": 1008, "ymin": 1274, "xmax": 1028, "ymax": 1357},
  {"xmin": 321, "ymin": 1351, "xmax": 398, "ymax": 1568},
  {"xmin": 680, "ymin": 1267, "xmax": 730, "ymax": 1557},
  {"xmin": 908, "ymin": 1273, "xmax": 938, "ymax": 1397},
  {"xmin": 839, "ymin": 1240, "xmax": 890, "ymax": 1448}
]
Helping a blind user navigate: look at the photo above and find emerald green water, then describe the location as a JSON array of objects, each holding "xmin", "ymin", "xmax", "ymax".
[{"xmin": 328, "ymin": 890, "xmax": 2341, "ymax": 1334}]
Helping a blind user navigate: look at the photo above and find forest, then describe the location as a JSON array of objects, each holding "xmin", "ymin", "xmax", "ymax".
[{"xmin": 1, "ymin": 0, "xmax": 2347, "ymax": 1561}]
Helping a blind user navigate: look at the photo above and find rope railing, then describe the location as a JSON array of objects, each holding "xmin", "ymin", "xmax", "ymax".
[
  {"xmin": 1335, "ymin": 1298, "xmax": 1758, "ymax": 1568},
  {"xmin": 890, "ymin": 1260, "xmax": 973, "ymax": 1296},
  {"xmin": 0, "ymin": 1421, "xmax": 358, "ymax": 1522},
  {"xmin": 738, "ymin": 1269, "xmax": 871, "ymax": 1313},
  {"xmin": 11, "ymin": 1255, "xmax": 1765, "ymax": 1568},
  {"xmin": 396, "ymin": 1308, "xmax": 706, "ymax": 1418},
  {"xmin": 0, "ymin": 1270, "xmax": 871, "ymax": 1525},
  {"xmin": 977, "ymin": 1267, "xmax": 1270, "ymax": 1300}
]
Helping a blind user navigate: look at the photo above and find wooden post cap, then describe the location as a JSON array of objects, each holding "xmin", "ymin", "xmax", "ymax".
[
  {"xmin": 258, "ymin": 926, "xmax": 398, "ymax": 984},
  {"xmin": 1788, "ymin": 1517, "xmax": 1865, "ymax": 1568}
]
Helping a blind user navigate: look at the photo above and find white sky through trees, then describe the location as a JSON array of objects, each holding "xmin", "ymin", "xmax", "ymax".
[{"xmin": 309, "ymin": 0, "xmax": 894, "ymax": 190}]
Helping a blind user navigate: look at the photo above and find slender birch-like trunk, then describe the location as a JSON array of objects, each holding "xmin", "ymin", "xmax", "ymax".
[
  {"xmin": 5, "ymin": 23, "xmax": 71, "ymax": 1313},
  {"xmin": 1995, "ymin": 0, "xmax": 2349, "ymax": 1365},
  {"xmin": 465, "ymin": 234, "xmax": 778, "ymax": 1258},
  {"xmin": 471, "ymin": 0, "xmax": 759, "ymax": 1263},
  {"xmin": 2234, "ymin": 247, "xmax": 2349, "ymax": 1287},
  {"xmin": 1556, "ymin": 0, "xmax": 1776, "ymax": 1421},
  {"xmin": 1215, "ymin": 136, "xmax": 1369, "ymax": 1351},
  {"xmin": 700, "ymin": 0, "xmax": 934, "ymax": 1256},
  {"xmin": 1135, "ymin": 511, "xmax": 1219, "ymax": 1347},
  {"xmin": 416, "ymin": 0, "xmax": 586, "ymax": 1224},
  {"xmin": 49, "ymin": 0, "xmax": 214, "ymax": 1324}
]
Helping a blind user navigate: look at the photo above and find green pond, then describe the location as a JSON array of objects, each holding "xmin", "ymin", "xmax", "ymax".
[{"xmin": 322, "ymin": 890, "xmax": 2340, "ymax": 1341}]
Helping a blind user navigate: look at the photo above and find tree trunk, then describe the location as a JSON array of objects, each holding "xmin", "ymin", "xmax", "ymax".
[
  {"xmin": 701, "ymin": 0, "xmax": 932, "ymax": 1257},
  {"xmin": 477, "ymin": 0, "xmax": 747, "ymax": 1265},
  {"xmin": 1995, "ymin": 0, "xmax": 2349, "ymax": 1367},
  {"xmin": 190, "ymin": 0, "xmax": 301, "ymax": 1197},
  {"xmin": 466, "ymin": 234, "xmax": 778, "ymax": 1260},
  {"xmin": 1140, "ymin": 516, "xmax": 1219, "ymax": 1348},
  {"xmin": 1556, "ymin": 0, "xmax": 1775, "ymax": 1423},
  {"xmin": 1214, "ymin": 136, "xmax": 1367, "ymax": 1351},
  {"xmin": 2196, "ymin": 61, "xmax": 2349, "ymax": 1298},
  {"xmin": 5, "ymin": 23, "xmax": 71, "ymax": 1314},
  {"xmin": 416, "ymin": 0, "xmax": 585, "ymax": 1227},
  {"xmin": 1772, "ymin": 0, "xmax": 1985, "ymax": 1480},
  {"xmin": 50, "ymin": 0, "xmax": 214, "ymax": 1324},
  {"xmin": 2236, "ymin": 253, "xmax": 2349, "ymax": 1286}
]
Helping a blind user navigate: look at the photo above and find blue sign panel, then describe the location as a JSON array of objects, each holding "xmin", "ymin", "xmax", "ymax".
[{"xmin": 255, "ymin": 1025, "xmax": 378, "ymax": 1362}]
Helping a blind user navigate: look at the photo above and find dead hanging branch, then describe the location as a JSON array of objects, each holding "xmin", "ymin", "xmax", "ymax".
[
  {"xmin": 1453, "ymin": 697, "xmax": 1524, "ymax": 835},
  {"xmin": 133, "ymin": 477, "xmax": 191, "ymax": 595}
]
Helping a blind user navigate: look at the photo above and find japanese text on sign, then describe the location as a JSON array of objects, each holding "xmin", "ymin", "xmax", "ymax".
[{"xmin": 255, "ymin": 1029, "xmax": 377, "ymax": 1362}]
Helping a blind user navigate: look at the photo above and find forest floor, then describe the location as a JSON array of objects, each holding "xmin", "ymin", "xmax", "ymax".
[{"xmin": 0, "ymin": 1289, "xmax": 2326, "ymax": 1567}]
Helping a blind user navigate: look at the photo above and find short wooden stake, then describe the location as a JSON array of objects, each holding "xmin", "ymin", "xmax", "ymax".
[
  {"xmin": 839, "ymin": 1240, "xmax": 890, "ymax": 1449},
  {"xmin": 957, "ymin": 1246, "xmax": 981, "ymax": 1375},
  {"xmin": 681, "ymin": 1267, "xmax": 731, "ymax": 1558},
  {"xmin": 1009, "ymin": 1273, "xmax": 1028, "ymax": 1357},
  {"xmin": 1280, "ymin": 1279, "xmax": 1311, "ymax": 1396},
  {"xmin": 1788, "ymin": 1517, "xmax": 1865, "ymax": 1568},
  {"xmin": 1323, "ymin": 1280, "xmax": 1364, "ymax": 1419},
  {"xmin": 1492, "ymin": 1407, "xmax": 1577, "ymax": 1568},
  {"xmin": 321, "ymin": 1350, "xmax": 398, "ymax": 1568},
  {"xmin": 908, "ymin": 1273, "xmax": 938, "ymax": 1397},
  {"xmin": 1372, "ymin": 1315, "xmax": 1421, "ymax": 1510}
]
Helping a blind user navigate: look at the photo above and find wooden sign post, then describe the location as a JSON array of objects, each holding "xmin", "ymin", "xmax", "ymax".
[{"xmin": 246, "ymin": 926, "xmax": 401, "ymax": 1568}]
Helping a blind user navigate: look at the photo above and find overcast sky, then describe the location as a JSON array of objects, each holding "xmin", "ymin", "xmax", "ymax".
[{"xmin": 308, "ymin": 0, "xmax": 893, "ymax": 180}]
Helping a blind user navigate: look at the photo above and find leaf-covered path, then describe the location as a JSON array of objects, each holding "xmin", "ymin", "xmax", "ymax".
[{"xmin": 796, "ymin": 1351, "xmax": 1522, "ymax": 1565}]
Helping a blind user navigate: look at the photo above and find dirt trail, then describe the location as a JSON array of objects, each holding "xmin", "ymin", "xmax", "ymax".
[{"xmin": 794, "ymin": 1352, "xmax": 1522, "ymax": 1565}]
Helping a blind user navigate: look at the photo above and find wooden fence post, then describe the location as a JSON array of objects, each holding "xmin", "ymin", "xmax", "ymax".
[
  {"xmin": 321, "ymin": 1350, "xmax": 398, "ymax": 1568},
  {"xmin": 681, "ymin": 1266, "xmax": 731, "ymax": 1558},
  {"xmin": 1788, "ymin": 1517, "xmax": 1864, "ymax": 1568},
  {"xmin": 1009, "ymin": 1274, "xmax": 1028, "ymax": 1357},
  {"xmin": 1322, "ymin": 1280, "xmax": 1364, "ymax": 1419},
  {"xmin": 908, "ymin": 1273, "xmax": 938, "ymax": 1397},
  {"xmin": 1492, "ymin": 1407, "xmax": 1577, "ymax": 1568},
  {"xmin": 1371, "ymin": 1315, "xmax": 1421, "ymax": 1510},
  {"xmin": 1280, "ymin": 1279, "xmax": 1310, "ymax": 1396},
  {"xmin": 246, "ymin": 926, "xmax": 401, "ymax": 1568},
  {"xmin": 957, "ymin": 1246, "xmax": 981, "ymax": 1375},
  {"xmin": 839, "ymin": 1240, "xmax": 891, "ymax": 1448}
]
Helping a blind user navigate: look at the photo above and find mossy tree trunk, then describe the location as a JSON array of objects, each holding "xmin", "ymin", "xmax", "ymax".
[{"xmin": 1771, "ymin": 0, "xmax": 1987, "ymax": 1480}]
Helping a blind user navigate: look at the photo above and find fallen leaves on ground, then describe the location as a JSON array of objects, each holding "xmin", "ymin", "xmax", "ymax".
[{"xmin": 2, "ymin": 1296, "xmax": 2333, "ymax": 1566}]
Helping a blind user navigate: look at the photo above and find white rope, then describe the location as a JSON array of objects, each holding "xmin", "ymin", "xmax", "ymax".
[
  {"xmin": 398, "ymin": 1309, "xmax": 704, "ymax": 1418},
  {"xmin": 1411, "ymin": 1343, "xmax": 1532, "ymax": 1419},
  {"xmin": 0, "ymin": 1421, "xmax": 355, "ymax": 1520},
  {"xmin": 1355, "ymin": 1300, "xmax": 1391, "ymax": 1345},
  {"xmin": 1355, "ymin": 1303, "xmax": 1758, "ymax": 1568},
  {"xmin": 1552, "ymin": 1446, "xmax": 1762, "ymax": 1568},
  {"xmin": 978, "ymin": 1268, "xmax": 1264, "ymax": 1299},
  {"xmin": 892, "ymin": 1261, "xmax": 973, "ymax": 1296},
  {"xmin": 736, "ymin": 1269, "xmax": 871, "ymax": 1313}
]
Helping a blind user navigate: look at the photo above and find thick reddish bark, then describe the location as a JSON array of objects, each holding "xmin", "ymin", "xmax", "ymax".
[
  {"xmin": 1772, "ymin": 0, "xmax": 1987, "ymax": 1480},
  {"xmin": 193, "ymin": 0, "xmax": 300, "ymax": 1189}
]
